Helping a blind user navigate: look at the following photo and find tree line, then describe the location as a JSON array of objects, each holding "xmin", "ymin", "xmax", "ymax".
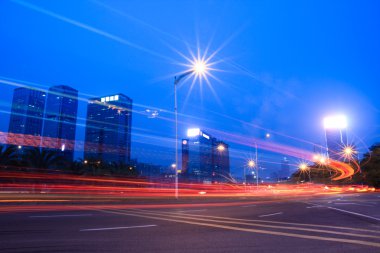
[
  {"xmin": 291, "ymin": 143, "xmax": 380, "ymax": 188},
  {"xmin": 0, "ymin": 145, "xmax": 138, "ymax": 177}
]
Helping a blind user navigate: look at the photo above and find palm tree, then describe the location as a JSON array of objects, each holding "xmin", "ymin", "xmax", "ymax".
[
  {"xmin": 24, "ymin": 147, "xmax": 64, "ymax": 172},
  {"xmin": 0, "ymin": 145, "xmax": 18, "ymax": 169}
]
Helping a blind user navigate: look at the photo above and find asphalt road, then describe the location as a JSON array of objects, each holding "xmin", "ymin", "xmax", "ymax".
[{"xmin": 0, "ymin": 193, "xmax": 379, "ymax": 253}]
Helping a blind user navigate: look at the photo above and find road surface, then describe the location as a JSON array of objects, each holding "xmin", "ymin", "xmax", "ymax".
[{"xmin": 0, "ymin": 193, "xmax": 379, "ymax": 252}]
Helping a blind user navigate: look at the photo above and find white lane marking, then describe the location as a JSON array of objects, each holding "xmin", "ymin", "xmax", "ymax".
[
  {"xmin": 30, "ymin": 214, "xmax": 93, "ymax": 218},
  {"xmin": 241, "ymin": 205, "xmax": 257, "ymax": 208},
  {"xmin": 259, "ymin": 212, "xmax": 283, "ymax": 218},
  {"xmin": 327, "ymin": 207, "xmax": 380, "ymax": 222},
  {"xmin": 306, "ymin": 205, "xmax": 323, "ymax": 209},
  {"xmin": 333, "ymin": 203, "xmax": 374, "ymax": 207},
  {"xmin": 80, "ymin": 224, "xmax": 157, "ymax": 232},
  {"xmin": 175, "ymin": 209, "xmax": 207, "ymax": 213}
]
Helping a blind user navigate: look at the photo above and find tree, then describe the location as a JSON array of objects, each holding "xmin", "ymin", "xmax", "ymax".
[
  {"xmin": 108, "ymin": 161, "xmax": 138, "ymax": 177},
  {"xmin": 0, "ymin": 145, "xmax": 18, "ymax": 168},
  {"xmin": 290, "ymin": 163, "xmax": 335, "ymax": 184},
  {"xmin": 360, "ymin": 143, "xmax": 380, "ymax": 188},
  {"xmin": 24, "ymin": 147, "xmax": 64, "ymax": 172}
]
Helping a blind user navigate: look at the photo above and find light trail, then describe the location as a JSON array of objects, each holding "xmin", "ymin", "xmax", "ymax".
[{"xmin": 0, "ymin": 170, "xmax": 376, "ymax": 213}]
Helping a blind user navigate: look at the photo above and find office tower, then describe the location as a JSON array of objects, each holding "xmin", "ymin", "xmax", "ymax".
[
  {"xmin": 181, "ymin": 139, "xmax": 189, "ymax": 174},
  {"xmin": 279, "ymin": 157, "xmax": 290, "ymax": 179},
  {"xmin": 42, "ymin": 85, "xmax": 78, "ymax": 162},
  {"xmin": 84, "ymin": 94, "xmax": 132, "ymax": 163},
  {"xmin": 212, "ymin": 140, "xmax": 230, "ymax": 181},
  {"xmin": 181, "ymin": 128, "xmax": 230, "ymax": 182},
  {"xmin": 324, "ymin": 115, "xmax": 348, "ymax": 161},
  {"xmin": 8, "ymin": 87, "xmax": 46, "ymax": 146}
]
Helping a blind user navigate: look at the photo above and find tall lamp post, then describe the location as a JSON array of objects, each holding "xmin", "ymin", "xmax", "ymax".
[
  {"xmin": 174, "ymin": 61, "xmax": 208, "ymax": 199},
  {"xmin": 254, "ymin": 142, "xmax": 258, "ymax": 188}
]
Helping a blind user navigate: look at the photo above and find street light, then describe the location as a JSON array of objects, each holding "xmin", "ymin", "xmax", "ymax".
[
  {"xmin": 248, "ymin": 160, "xmax": 255, "ymax": 168},
  {"xmin": 342, "ymin": 145, "xmax": 356, "ymax": 160},
  {"xmin": 217, "ymin": 144, "xmax": 225, "ymax": 152},
  {"xmin": 248, "ymin": 142, "xmax": 259, "ymax": 188},
  {"xmin": 299, "ymin": 162, "xmax": 311, "ymax": 182},
  {"xmin": 174, "ymin": 59, "xmax": 209, "ymax": 199},
  {"xmin": 247, "ymin": 160, "xmax": 255, "ymax": 188}
]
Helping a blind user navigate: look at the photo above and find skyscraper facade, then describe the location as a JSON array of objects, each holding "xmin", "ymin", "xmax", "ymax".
[
  {"xmin": 181, "ymin": 128, "xmax": 230, "ymax": 183},
  {"xmin": 324, "ymin": 115, "xmax": 348, "ymax": 161},
  {"xmin": 42, "ymin": 85, "xmax": 78, "ymax": 161},
  {"xmin": 212, "ymin": 140, "xmax": 230, "ymax": 181},
  {"xmin": 84, "ymin": 94, "xmax": 132, "ymax": 164},
  {"xmin": 8, "ymin": 87, "xmax": 46, "ymax": 146},
  {"xmin": 279, "ymin": 157, "xmax": 290, "ymax": 179}
]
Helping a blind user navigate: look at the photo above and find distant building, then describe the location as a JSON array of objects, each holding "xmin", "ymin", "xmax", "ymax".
[
  {"xmin": 181, "ymin": 139, "xmax": 189, "ymax": 174},
  {"xmin": 181, "ymin": 128, "xmax": 230, "ymax": 183},
  {"xmin": 324, "ymin": 115, "xmax": 348, "ymax": 161},
  {"xmin": 212, "ymin": 140, "xmax": 230, "ymax": 182},
  {"xmin": 278, "ymin": 157, "xmax": 290, "ymax": 179},
  {"xmin": 42, "ymin": 85, "xmax": 78, "ymax": 162},
  {"xmin": 84, "ymin": 94, "xmax": 132, "ymax": 164},
  {"xmin": 8, "ymin": 87, "xmax": 46, "ymax": 146}
]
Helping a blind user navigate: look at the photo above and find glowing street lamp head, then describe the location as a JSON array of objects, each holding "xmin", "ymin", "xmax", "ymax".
[
  {"xmin": 312, "ymin": 154, "xmax": 321, "ymax": 162},
  {"xmin": 324, "ymin": 115, "xmax": 347, "ymax": 129},
  {"xmin": 193, "ymin": 60, "xmax": 208, "ymax": 75},
  {"xmin": 299, "ymin": 163, "xmax": 308, "ymax": 171},
  {"xmin": 319, "ymin": 157, "xmax": 327, "ymax": 165},
  {"xmin": 217, "ymin": 144, "xmax": 225, "ymax": 152},
  {"xmin": 248, "ymin": 160, "xmax": 255, "ymax": 168},
  {"xmin": 344, "ymin": 146, "xmax": 354, "ymax": 155},
  {"xmin": 342, "ymin": 145, "xmax": 356, "ymax": 160}
]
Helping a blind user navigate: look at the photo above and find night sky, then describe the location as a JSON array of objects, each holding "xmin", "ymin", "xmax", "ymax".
[{"xmin": 1, "ymin": 0, "xmax": 379, "ymax": 177}]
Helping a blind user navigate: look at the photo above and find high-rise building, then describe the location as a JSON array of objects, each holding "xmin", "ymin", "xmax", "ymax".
[
  {"xmin": 181, "ymin": 139, "xmax": 189, "ymax": 174},
  {"xmin": 181, "ymin": 128, "xmax": 230, "ymax": 182},
  {"xmin": 212, "ymin": 140, "xmax": 230, "ymax": 181},
  {"xmin": 42, "ymin": 85, "xmax": 78, "ymax": 162},
  {"xmin": 84, "ymin": 94, "xmax": 132, "ymax": 164},
  {"xmin": 8, "ymin": 87, "xmax": 46, "ymax": 146},
  {"xmin": 279, "ymin": 157, "xmax": 290, "ymax": 179},
  {"xmin": 324, "ymin": 115, "xmax": 348, "ymax": 161}
]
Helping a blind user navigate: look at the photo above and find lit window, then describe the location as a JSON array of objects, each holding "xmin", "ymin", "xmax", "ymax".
[
  {"xmin": 110, "ymin": 96, "xmax": 114, "ymax": 101},
  {"xmin": 114, "ymin": 95, "xmax": 119, "ymax": 101},
  {"xmin": 105, "ymin": 97, "xmax": 110, "ymax": 102},
  {"xmin": 101, "ymin": 98, "xmax": 105, "ymax": 102}
]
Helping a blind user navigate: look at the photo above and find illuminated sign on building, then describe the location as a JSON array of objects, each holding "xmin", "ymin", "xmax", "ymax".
[
  {"xmin": 101, "ymin": 95, "xmax": 119, "ymax": 103},
  {"xmin": 187, "ymin": 128, "xmax": 201, "ymax": 137},
  {"xmin": 202, "ymin": 133, "xmax": 210, "ymax": 139}
]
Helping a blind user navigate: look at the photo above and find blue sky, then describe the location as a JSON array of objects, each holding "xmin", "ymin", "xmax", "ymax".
[{"xmin": 1, "ymin": 0, "xmax": 379, "ymax": 176}]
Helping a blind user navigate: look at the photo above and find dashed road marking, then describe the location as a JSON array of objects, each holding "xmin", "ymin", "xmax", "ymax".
[
  {"xmin": 258, "ymin": 212, "xmax": 283, "ymax": 218},
  {"xmin": 30, "ymin": 214, "xmax": 93, "ymax": 218},
  {"xmin": 80, "ymin": 224, "xmax": 157, "ymax": 232}
]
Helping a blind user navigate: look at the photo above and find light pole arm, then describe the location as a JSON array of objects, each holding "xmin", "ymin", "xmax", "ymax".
[{"xmin": 174, "ymin": 71, "xmax": 193, "ymax": 85}]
